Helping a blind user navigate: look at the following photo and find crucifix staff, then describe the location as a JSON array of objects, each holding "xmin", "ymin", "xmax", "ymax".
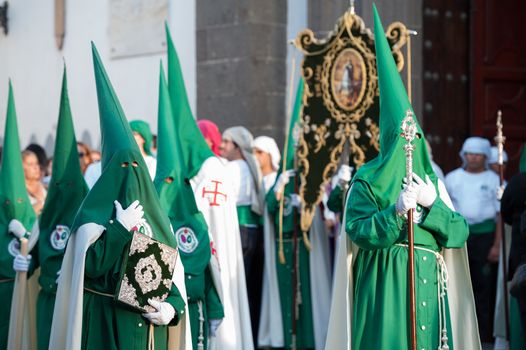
[
  {"xmin": 495, "ymin": 110, "xmax": 511, "ymax": 343},
  {"xmin": 401, "ymin": 110, "xmax": 417, "ymax": 350}
]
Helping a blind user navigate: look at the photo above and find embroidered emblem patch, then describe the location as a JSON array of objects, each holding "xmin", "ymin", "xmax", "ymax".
[
  {"xmin": 132, "ymin": 219, "xmax": 153, "ymax": 238},
  {"xmin": 8, "ymin": 238, "xmax": 20, "ymax": 257},
  {"xmin": 175, "ymin": 227, "xmax": 198, "ymax": 254},
  {"xmin": 50, "ymin": 225, "xmax": 71, "ymax": 250}
]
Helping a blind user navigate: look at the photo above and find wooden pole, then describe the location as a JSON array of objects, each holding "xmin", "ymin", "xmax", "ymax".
[
  {"xmin": 278, "ymin": 44, "xmax": 297, "ymax": 265},
  {"xmin": 55, "ymin": 0, "xmax": 65, "ymax": 50},
  {"xmin": 401, "ymin": 112, "xmax": 417, "ymax": 350},
  {"xmin": 495, "ymin": 110, "xmax": 510, "ymax": 343},
  {"xmin": 11, "ymin": 237, "xmax": 29, "ymax": 350},
  {"xmin": 407, "ymin": 210, "xmax": 416, "ymax": 350}
]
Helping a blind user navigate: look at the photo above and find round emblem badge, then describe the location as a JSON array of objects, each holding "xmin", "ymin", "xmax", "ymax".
[
  {"xmin": 8, "ymin": 238, "xmax": 20, "ymax": 257},
  {"xmin": 175, "ymin": 227, "xmax": 198, "ymax": 254},
  {"xmin": 132, "ymin": 219, "xmax": 153, "ymax": 238},
  {"xmin": 50, "ymin": 225, "xmax": 71, "ymax": 250}
]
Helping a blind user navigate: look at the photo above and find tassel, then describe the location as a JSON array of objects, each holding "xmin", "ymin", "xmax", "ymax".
[
  {"xmin": 302, "ymin": 231, "xmax": 312, "ymax": 251},
  {"xmin": 278, "ymin": 247, "xmax": 286, "ymax": 265},
  {"xmin": 148, "ymin": 324, "xmax": 155, "ymax": 350},
  {"xmin": 278, "ymin": 191, "xmax": 287, "ymax": 265}
]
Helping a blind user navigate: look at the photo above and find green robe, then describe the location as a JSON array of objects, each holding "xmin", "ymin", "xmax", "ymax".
[
  {"xmin": 81, "ymin": 220, "xmax": 185, "ymax": 349},
  {"xmin": 346, "ymin": 180, "xmax": 469, "ymax": 349},
  {"xmin": 267, "ymin": 189, "xmax": 314, "ymax": 349},
  {"xmin": 185, "ymin": 267, "xmax": 224, "ymax": 349}
]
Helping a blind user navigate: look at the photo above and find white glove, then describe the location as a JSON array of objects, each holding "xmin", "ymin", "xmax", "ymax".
[
  {"xmin": 396, "ymin": 185, "xmax": 418, "ymax": 216},
  {"xmin": 142, "ymin": 299, "xmax": 175, "ymax": 326},
  {"xmin": 8, "ymin": 219, "xmax": 27, "ymax": 239},
  {"xmin": 290, "ymin": 194, "xmax": 302, "ymax": 208},
  {"xmin": 412, "ymin": 174, "xmax": 437, "ymax": 208},
  {"xmin": 13, "ymin": 254, "xmax": 31, "ymax": 272},
  {"xmin": 274, "ymin": 170, "xmax": 295, "ymax": 194},
  {"xmin": 114, "ymin": 200, "xmax": 144, "ymax": 231},
  {"xmin": 337, "ymin": 165, "xmax": 353, "ymax": 187},
  {"xmin": 209, "ymin": 318, "xmax": 223, "ymax": 337}
]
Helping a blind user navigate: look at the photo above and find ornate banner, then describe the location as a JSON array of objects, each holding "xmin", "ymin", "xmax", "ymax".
[{"xmin": 294, "ymin": 9, "xmax": 408, "ymax": 232}]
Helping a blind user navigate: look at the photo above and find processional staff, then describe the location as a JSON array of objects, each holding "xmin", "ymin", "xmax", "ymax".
[
  {"xmin": 495, "ymin": 110, "xmax": 511, "ymax": 343},
  {"xmin": 400, "ymin": 110, "xmax": 417, "ymax": 350}
]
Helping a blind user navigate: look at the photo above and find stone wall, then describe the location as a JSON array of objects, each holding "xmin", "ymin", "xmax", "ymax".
[{"xmin": 196, "ymin": 0, "xmax": 288, "ymax": 144}]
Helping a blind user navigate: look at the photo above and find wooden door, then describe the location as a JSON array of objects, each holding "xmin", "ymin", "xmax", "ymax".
[
  {"xmin": 422, "ymin": 0, "xmax": 471, "ymax": 175},
  {"xmin": 471, "ymin": 0, "xmax": 526, "ymax": 178}
]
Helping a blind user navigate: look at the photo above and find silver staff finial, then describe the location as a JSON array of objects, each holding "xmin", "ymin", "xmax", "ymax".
[{"xmin": 401, "ymin": 110, "xmax": 417, "ymax": 183}]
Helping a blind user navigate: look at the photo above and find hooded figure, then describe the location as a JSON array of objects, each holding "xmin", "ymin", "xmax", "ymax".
[
  {"xmin": 165, "ymin": 24, "xmax": 253, "ymax": 350},
  {"xmin": 325, "ymin": 6, "xmax": 480, "ymax": 350},
  {"xmin": 0, "ymin": 82, "xmax": 37, "ymax": 350},
  {"xmin": 130, "ymin": 119, "xmax": 157, "ymax": 179},
  {"xmin": 15, "ymin": 68, "xmax": 89, "ymax": 350},
  {"xmin": 48, "ymin": 44, "xmax": 190, "ymax": 350},
  {"xmin": 155, "ymin": 64, "xmax": 224, "ymax": 350},
  {"xmin": 260, "ymin": 78, "xmax": 333, "ymax": 350}
]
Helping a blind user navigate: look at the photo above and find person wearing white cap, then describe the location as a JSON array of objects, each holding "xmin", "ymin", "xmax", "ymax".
[
  {"xmin": 220, "ymin": 126, "xmax": 264, "ymax": 345},
  {"xmin": 253, "ymin": 136, "xmax": 281, "ymax": 193},
  {"xmin": 488, "ymin": 146, "xmax": 508, "ymax": 176},
  {"xmin": 445, "ymin": 136, "xmax": 501, "ymax": 342}
]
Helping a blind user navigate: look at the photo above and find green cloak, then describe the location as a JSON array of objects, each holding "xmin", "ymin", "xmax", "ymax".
[
  {"xmin": 0, "ymin": 82, "xmax": 36, "ymax": 350},
  {"xmin": 264, "ymin": 79, "xmax": 314, "ymax": 349},
  {"xmin": 344, "ymin": 6, "xmax": 469, "ymax": 349}
]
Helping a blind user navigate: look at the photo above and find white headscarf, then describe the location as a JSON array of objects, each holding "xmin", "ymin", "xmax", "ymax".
[
  {"xmin": 488, "ymin": 146, "xmax": 508, "ymax": 164},
  {"xmin": 223, "ymin": 126, "xmax": 264, "ymax": 215},
  {"xmin": 460, "ymin": 137, "xmax": 491, "ymax": 168},
  {"xmin": 253, "ymin": 136, "xmax": 281, "ymax": 171}
]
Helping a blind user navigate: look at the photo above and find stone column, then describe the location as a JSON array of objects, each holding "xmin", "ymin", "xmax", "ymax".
[{"xmin": 196, "ymin": 0, "xmax": 287, "ymax": 144}]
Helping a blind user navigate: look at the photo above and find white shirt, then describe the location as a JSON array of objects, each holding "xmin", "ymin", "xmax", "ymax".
[
  {"xmin": 445, "ymin": 168, "xmax": 500, "ymax": 225},
  {"xmin": 225, "ymin": 159, "xmax": 255, "ymax": 206},
  {"xmin": 262, "ymin": 172, "xmax": 277, "ymax": 195}
]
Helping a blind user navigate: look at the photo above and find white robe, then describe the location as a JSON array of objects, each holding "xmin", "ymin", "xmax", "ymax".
[
  {"xmin": 258, "ymin": 202, "xmax": 332, "ymax": 349},
  {"xmin": 325, "ymin": 180, "xmax": 481, "ymax": 350},
  {"xmin": 191, "ymin": 156, "xmax": 253, "ymax": 350},
  {"xmin": 48, "ymin": 223, "xmax": 192, "ymax": 350}
]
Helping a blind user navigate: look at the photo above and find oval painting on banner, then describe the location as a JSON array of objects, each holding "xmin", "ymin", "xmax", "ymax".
[{"xmin": 331, "ymin": 47, "xmax": 366, "ymax": 111}]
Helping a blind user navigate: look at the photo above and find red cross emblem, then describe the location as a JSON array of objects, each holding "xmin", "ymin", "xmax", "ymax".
[{"xmin": 202, "ymin": 180, "xmax": 227, "ymax": 206}]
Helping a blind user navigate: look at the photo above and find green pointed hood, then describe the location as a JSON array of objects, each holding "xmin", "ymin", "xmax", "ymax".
[
  {"xmin": 352, "ymin": 6, "xmax": 436, "ymax": 209},
  {"xmin": 72, "ymin": 44, "xmax": 176, "ymax": 248},
  {"xmin": 129, "ymin": 120, "xmax": 154, "ymax": 156},
  {"xmin": 268, "ymin": 78, "xmax": 304, "ymax": 231},
  {"xmin": 39, "ymin": 67, "xmax": 89, "ymax": 251},
  {"xmin": 166, "ymin": 24, "xmax": 214, "ymax": 179},
  {"xmin": 0, "ymin": 81, "xmax": 36, "ymax": 278},
  {"xmin": 284, "ymin": 78, "xmax": 304, "ymax": 172},
  {"xmin": 154, "ymin": 64, "xmax": 210, "ymax": 274}
]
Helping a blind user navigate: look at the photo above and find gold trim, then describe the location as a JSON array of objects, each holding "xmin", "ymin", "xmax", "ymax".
[{"xmin": 295, "ymin": 9, "xmax": 407, "ymax": 233}]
